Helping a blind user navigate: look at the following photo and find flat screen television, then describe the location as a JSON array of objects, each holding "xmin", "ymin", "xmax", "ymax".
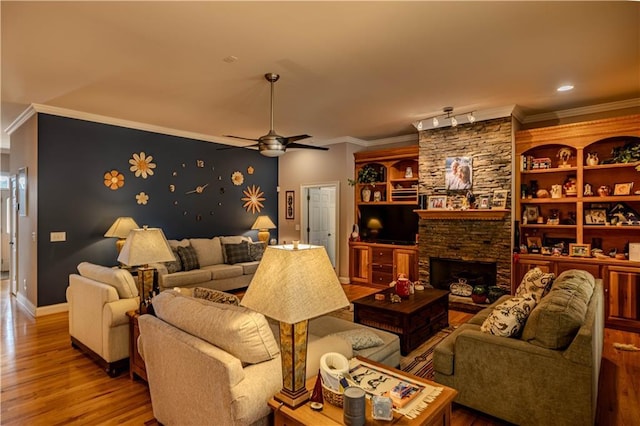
[{"xmin": 357, "ymin": 205, "xmax": 418, "ymax": 245}]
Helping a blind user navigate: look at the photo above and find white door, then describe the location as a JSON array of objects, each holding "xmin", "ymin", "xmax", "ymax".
[{"xmin": 301, "ymin": 183, "xmax": 338, "ymax": 268}]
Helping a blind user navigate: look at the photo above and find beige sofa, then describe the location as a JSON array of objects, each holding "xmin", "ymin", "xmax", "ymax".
[
  {"xmin": 433, "ymin": 269, "xmax": 604, "ymax": 426},
  {"xmin": 66, "ymin": 262, "xmax": 140, "ymax": 376},
  {"xmin": 152, "ymin": 236, "xmax": 263, "ymax": 293},
  {"xmin": 138, "ymin": 290, "xmax": 400, "ymax": 425}
]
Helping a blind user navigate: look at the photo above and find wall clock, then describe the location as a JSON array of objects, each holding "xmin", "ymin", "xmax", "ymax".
[{"xmin": 169, "ymin": 159, "xmax": 222, "ymax": 221}]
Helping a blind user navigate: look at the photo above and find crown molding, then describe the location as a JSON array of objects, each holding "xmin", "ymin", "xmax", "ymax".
[
  {"xmin": 6, "ymin": 103, "xmax": 242, "ymax": 146},
  {"xmin": 521, "ymin": 98, "xmax": 640, "ymax": 124}
]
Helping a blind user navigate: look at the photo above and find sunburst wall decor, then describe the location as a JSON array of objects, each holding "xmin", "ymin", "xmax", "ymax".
[{"xmin": 241, "ymin": 185, "xmax": 265, "ymax": 214}]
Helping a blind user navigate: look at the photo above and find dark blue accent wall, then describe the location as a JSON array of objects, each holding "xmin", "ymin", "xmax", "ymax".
[{"xmin": 37, "ymin": 114, "xmax": 278, "ymax": 306}]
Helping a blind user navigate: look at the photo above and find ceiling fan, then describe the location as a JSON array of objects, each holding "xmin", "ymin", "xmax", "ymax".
[{"xmin": 223, "ymin": 73, "xmax": 328, "ymax": 157}]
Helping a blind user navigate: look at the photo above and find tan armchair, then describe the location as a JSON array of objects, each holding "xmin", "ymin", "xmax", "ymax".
[{"xmin": 66, "ymin": 262, "xmax": 139, "ymax": 376}]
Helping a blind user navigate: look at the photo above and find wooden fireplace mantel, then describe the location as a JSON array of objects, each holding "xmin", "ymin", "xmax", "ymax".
[{"xmin": 414, "ymin": 209, "xmax": 509, "ymax": 221}]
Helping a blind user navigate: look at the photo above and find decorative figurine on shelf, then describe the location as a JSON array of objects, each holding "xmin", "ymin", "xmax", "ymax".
[
  {"xmin": 309, "ymin": 370, "xmax": 324, "ymax": 411},
  {"xmin": 350, "ymin": 224, "xmax": 360, "ymax": 242},
  {"xmin": 584, "ymin": 183, "xmax": 594, "ymax": 196},
  {"xmin": 557, "ymin": 147, "xmax": 573, "ymax": 168},
  {"xmin": 466, "ymin": 191, "xmax": 476, "ymax": 209},
  {"xmin": 564, "ymin": 175, "xmax": 577, "ymax": 196},
  {"xmin": 598, "ymin": 185, "xmax": 611, "ymax": 197},
  {"xmin": 586, "ymin": 152, "xmax": 599, "ymax": 166},
  {"xmin": 551, "ymin": 184, "xmax": 563, "ymax": 199}
]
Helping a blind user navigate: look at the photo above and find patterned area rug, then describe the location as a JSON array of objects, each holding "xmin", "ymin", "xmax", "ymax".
[
  {"xmin": 400, "ymin": 327, "xmax": 454, "ymax": 380},
  {"xmin": 326, "ymin": 307, "xmax": 454, "ymax": 381}
]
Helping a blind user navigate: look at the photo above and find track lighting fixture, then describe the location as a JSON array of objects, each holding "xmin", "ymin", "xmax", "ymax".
[{"xmin": 411, "ymin": 107, "xmax": 477, "ymax": 130}]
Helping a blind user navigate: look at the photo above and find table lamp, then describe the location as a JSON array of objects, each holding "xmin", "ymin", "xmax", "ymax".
[
  {"xmin": 117, "ymin": 226, "xmax": 175, "ymax": 312},
  {"xmin": 104, "ymin": 217, "xmax": 139, "ymax": 253},
  {"xmin": 251, "ymin": 215, "xmax": 277, "ymax": 243},
  {"xmin": 240, "ymin": 244, "xmax": 349, "ymax": 408}
]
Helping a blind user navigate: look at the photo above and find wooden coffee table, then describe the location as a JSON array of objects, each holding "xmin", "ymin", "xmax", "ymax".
[
  {"xmin": 268, "ymin": 357, "xmax": 457, "ymax": 426},
  {"xmin": 352, "ymin": 288, "xmax": 449, "ymax": 355}
]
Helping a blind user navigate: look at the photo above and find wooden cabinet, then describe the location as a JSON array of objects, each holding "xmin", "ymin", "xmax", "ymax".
[
  {"xmin": 514, "ymin": 114, "xmax": 640, "ymax": 332},
  {"xmin": 353, "ymin": 146, "xmax": 419, "ymax": 205},
  {"xmin": 605, "ymin": 265, "xmax": 640, "ymax": 333},
  {"xmin": 349, "ymin": 241, "xmax": 419, "ymax": 286}
]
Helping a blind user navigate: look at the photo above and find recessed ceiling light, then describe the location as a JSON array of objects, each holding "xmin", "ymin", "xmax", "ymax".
[
  {"xmin": 557, "ymin": 84, "xmax": 574, "ymax": 92},
  {"xmin": 223, "ymin": 56, "xmax": 238, "ymax": 63}
]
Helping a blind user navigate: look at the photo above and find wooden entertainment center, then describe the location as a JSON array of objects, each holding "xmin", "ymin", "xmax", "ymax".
[
  {"xmin": 515, "ymin": 114, "xmax": 640, "ymax": 332},
  {"xmin": 349, "ymin": 146, "xmax": 420, "ymax": 286}
]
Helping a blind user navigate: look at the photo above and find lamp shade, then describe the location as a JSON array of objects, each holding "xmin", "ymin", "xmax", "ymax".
[
  {"xmin": 117, "ymin": 227, "xmax": 175, "ymax": 267},
  {"xmin": 251, "ymin": 215, "xmax": 276, "ymax": 230},
  {"xmin": 104, "ymin": 217, "xmax": 139, "ymax": 238},
  {"xmin": 241, "ymin": 245, "xmax": 349, "ymax": 324}
]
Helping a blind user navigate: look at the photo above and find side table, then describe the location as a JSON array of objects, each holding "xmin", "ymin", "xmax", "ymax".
[
  {"xmin": 269, "ymin": 357, "xmax": 457, "ymax": 426},
  {"xmin": 126, "ymin": 310, "xmax": 148, "ymax": 382}
]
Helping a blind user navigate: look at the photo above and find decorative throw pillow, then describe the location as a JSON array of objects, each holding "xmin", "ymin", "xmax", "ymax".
[
  {"xmin": 480, "ymin": 295, "xmax": 537, "ymax": 337},
  {"xmin": 330, "ymin": 329, "xmax": 385, "ymax": 350},
  {"xmin": 249, "ymin": 241, "xmax": 266, "ymax": 261},
  {"xmin": 164, "ymin": 247, "xmax": 182, "ymax": 273},
  {"xmin": 177, "ymin": 245, "xmax": 200, "ymax": 271},
  {"xmin": 193, "ymin": 287, "xmax": 240, "ymax": 306},
  {"xmin": 223, "ymin": 241, "xmax": 252, "ymax": 264},
  {"xmin": 515, "ymin": 267, "xmax": 555, "ymax": 302}
]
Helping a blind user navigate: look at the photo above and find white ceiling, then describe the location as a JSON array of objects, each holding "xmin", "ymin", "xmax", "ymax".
[{"xmin": 2, "ymin": 1, "xmax": 639, "ymax": 151}]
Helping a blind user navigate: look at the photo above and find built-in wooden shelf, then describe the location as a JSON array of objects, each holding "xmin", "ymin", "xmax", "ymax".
[{"xmin": 414, "ymin": 209, "xmax": 509, "ymax": 220}]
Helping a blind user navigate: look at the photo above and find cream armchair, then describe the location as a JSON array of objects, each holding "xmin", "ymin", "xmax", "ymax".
[{"xmin": 66, "ymin": 262, "xmax": 139, "ymax": 376}]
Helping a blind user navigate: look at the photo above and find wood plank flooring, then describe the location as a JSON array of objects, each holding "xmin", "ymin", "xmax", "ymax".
[{"xmin": 2, "ymin": 281, "xmax": 638, "ymax": 425}]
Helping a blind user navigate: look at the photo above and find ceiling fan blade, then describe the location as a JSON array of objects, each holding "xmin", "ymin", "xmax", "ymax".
[
  {"xmin": 282, "ymin": 134, "xmax": 312, "ymax": 143},
  {"xmin": 286, "ymin": 142, "xmax": 329, "ymax": 151},
  {"xmin": 216, "ymin": 142, "xmax": 259, "ymax": 151},
  {"xmin": 223, "ymin": 135, "xmax": 260, "ymax": 142}
]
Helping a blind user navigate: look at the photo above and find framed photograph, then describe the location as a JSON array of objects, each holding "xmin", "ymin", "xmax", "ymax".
[
  {"xmin": 541, "ymin": 246, "xmax": 552, "ymax": 255},
  {"xmin": 491, "ymin": 189, "xmax": 508, "ymax": 209},
  {"xmin": 444, "ymin": 157, "xmax": 472, "ymax": 191},
  {"xmin": 17, "ymin": 167, "xmax": 27, "ymax": 217},
  {"xmin": 584, "ymin": 208, "xmax": 607, "ymax": 225},
  {"xmin": 428, "ymin": 195, "xmax": 447, "ymax": 210},
  {"xmin": 526, "ymin": 236, "xmax": 542, "ymax": 248},
  {"xmin": 523, "ymin": 205, "xmax": 539, "ymax": 223},
  {"xmin": 569, "ymin": 243, "xmax": 591, "ymax": 258},
  {"xmin": 478, "ymin": 195, "xmax": 491, "ymax": 209},
  {"xmin": 613, "ymin": 182, "xmax": 633, "ymax": 196},
  {"xmin": 285, "ymin": 190, "xmax": 295, "ymax": 219}
]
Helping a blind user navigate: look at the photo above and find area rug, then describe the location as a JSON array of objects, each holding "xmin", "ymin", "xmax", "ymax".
[{"xmin": 400, "ymin": 327, "xmax": 454, "ymax": 380}]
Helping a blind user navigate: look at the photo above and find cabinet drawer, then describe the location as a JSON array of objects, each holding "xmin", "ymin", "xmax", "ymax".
[
  {"xmin": 371, "ymin": 263, "xmax": 393, "ymax": 273},
  {"xmin": 372, "ymin": 271, "xmax": 394, "ymax": 284},
  {"xmin": 371, "ymin": 248, "xmax": 393, "ymax": 264}
]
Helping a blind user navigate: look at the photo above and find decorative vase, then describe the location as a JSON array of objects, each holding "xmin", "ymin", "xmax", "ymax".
[
  {"xmin": 586, "ymin": 152, "xmax": 599, "ymax": 166},
  {"xmin": 471, "ymin": 286, "xmax": 487, "ymax": 304},
  {"xmin": 487, "ymin": 286, "xmax": 508, "ymax": 303},
  {"xmin": 373, "ymin": 190, "xmax": 382, "ymax": 202},
  {"xmin": 395, "ymin": 278, "xmax": 411, "ymax": 298},
  {"xmin": 362, "ymin": 187, "xmax": 371, "ymax": 202}
]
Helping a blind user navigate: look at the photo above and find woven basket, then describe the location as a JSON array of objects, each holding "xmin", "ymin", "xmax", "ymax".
[{"xmin": 322, "ymin": 384, "xmax": 344, "ymax": 408}]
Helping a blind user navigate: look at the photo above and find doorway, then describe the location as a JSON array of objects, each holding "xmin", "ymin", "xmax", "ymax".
[{"xmin": 300, "ymin": 182, "xmax": 339, "ymax": 268}]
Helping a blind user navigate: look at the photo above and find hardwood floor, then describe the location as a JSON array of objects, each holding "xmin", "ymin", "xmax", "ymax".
[{"xmin": 1, "ymin": 281, "xmax": 638, "ymax": 425}]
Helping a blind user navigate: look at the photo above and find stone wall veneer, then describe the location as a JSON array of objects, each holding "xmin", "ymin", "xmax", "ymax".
[{"xmin": 418, "ymin": 117, "xmax": 513, "ymax": 291}]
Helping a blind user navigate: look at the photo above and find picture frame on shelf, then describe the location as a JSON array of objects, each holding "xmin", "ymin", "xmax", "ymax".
[
  {"xmin": 523, "ymin": 205, "xmax": 539, "ymax": 223},
  {"xmin": 584, "ymin": 208, "xmax": 607, "ymax": 225},
  {"xmin": 491, "ymin": 189, "xmax": 508, "ymax": 209},
  {"xmin": 478, "ymin": 195, "xmax": 491, "ymax": 209},
  {"xmin": 428, "ymin": 195, "xmax": 447, "ymax": 210},
  {"xmin": 526, "ymin": 236, "xmax": 542, "ymax": 248},
  {"xmin": 569, "ymin": 243, "xmax": 591, "ymax": 258},
  {"xmin": 613, "ymin": 182, "xmax": 633, "ymax": 196},
  {"xmin": 285, "ymin": 191, "xmax": 295, "ymax": 219}
]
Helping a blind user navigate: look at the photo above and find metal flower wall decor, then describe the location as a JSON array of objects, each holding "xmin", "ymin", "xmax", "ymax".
[{"xmin": 241, "ymin": 185, "xmax": 265, "ymax": 214}]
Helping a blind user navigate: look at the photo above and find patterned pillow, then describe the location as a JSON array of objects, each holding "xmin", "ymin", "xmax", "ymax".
[
  {"xmin": 330, "ymin": 329, "xmax": 384, "ymax": 350},
  {"xmin": 223, "ymin": 241, "xmax": 252, "ymax": 264},
  {"xmin": 480, "ymin": 295, "xmax": 538, "ymax": 337},
  {"xmin": 164, "ymin": 247, "xmax": 182, "ymax": 273},
  {"xmin": 193, "ymin": 287, "xmax": 239, "ymax": 305},
  {"xmin": 249, "ymin": 241, "xmax": 266, "ymax": 261},
  {"xmin": 515, "ymin": 267, "xmax": 555, "ymax": 302},
  {"xmin": 177, "ymin": 245, "xmax": 200, "ymax": 271}
]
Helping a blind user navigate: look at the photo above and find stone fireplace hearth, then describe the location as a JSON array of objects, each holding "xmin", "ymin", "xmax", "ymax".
[{"xmin": 417, "ymin": 117, "xmax": 513, "ymax": 311}]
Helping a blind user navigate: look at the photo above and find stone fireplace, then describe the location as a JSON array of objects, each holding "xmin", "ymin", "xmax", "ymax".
[
  {"xmin": 430, "ymin": 257, "xmax": 497, "ymax": 290},
  {"xmin": 417, "ymin": 117, "xmax": 513, "ymax": 309}
]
